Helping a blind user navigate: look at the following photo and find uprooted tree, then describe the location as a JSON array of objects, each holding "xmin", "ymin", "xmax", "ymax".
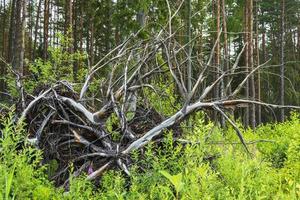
[{"xmin": 14, "ymin": 22, "xmax": 300, "ymax": 187}]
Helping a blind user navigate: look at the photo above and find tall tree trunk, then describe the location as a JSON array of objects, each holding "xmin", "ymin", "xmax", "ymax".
[
  {"xmin": 221, "ymin": 0, "xmax": 229, "ymax": 95},
  {"xmin": 0, "ymin": 0, "xmax": 7, "ymax": 96},
  {"xmin": 261, "ymin": 10, "xmax": 270, "ymax": 110},
  {"xmin": 79, "ymin": 2, "xmax": 83, "ymax": 52},
  {"xmin": 26, "ymin": 0, "xmax": 33, "ymax": 61},
  {"xmin": 43, "ymin": 0, "xmax": 49, "ymax": 60},
  {"xmin": 244, "ymin": 2, "xmax": 249, "ymax": 127},
  {"xmin": 73, "ymin": 0, "xmax": 78, "ymax": 81},
  {"xmin": 32, "ymin": 0, "xmax": 42, "ymax": 60},
  {"xmin": 186, "ymin": 0, "xmax": 192, "ymax": 94},
  {"xmin": 12, "ymin": 0, "xmax": 25, "ymax": 74},
  {"xmin": 254, "ymin": 0, "xmax": 261, "ymax": 125},
  {"xmin": 8, "ymin": 0, "xmax": 16, "ymax": 63},
  {"xmin": 1, "ymin": 0, "xmax": 7, "ymax": 58},
  {"xmin": 9, "ymin": 0, "xmax": 26, "ymax": 109},
  {"xmin": 297, "ymin": 23, "xmax": 300, "ymax": 60},
  {"xmin": 216, "ymin": 0, "xmax": 220, "ymax": 94},
  {"xmin": 65, "ymin": 0, "xmax": 73, "ymax": 53},
  {"xmin": 105, "ymin": 0, "xmax": 112, "ymax": 53},
  {"xmin": 90, "ymin": 17, "xmax": 94, "ymax": 66},
  {"xmin": 280, "ymin": 0, "xmax": 285, "ymax": 121},
  {"xmin": 212, "ymin": 0, "xmax": 221, "ymax": 122},
  {"xmin": 248, "ymin": 0, "xmax": 256, "ymax": 128},
  {"xmin": 20, "ymin": 0, "xmax": 26, "ymax": 70}
]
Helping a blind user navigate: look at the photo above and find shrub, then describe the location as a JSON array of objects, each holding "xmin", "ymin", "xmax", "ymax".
[{"xmin": 0, "ymin": 111, "xmax": 299, "ymax": 199}]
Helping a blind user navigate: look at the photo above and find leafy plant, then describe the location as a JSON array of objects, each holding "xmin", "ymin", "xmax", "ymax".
[
  {"xmin": 0, "ymin": 110, "xmax": 299, "ymax": 199},
  {"xmin": 159, "ymin": 170, "xmax": 184, "ymax": 199}
]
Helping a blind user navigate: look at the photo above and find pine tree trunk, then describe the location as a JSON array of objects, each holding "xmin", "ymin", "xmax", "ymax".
[
  {"xmin": 280, "ymin": 0, "xmax": 285, "ymax": 121},
  {"xmin": 79, "ymin": 3, "xmax": 83, "ymax": 52},
  {"xmin": 244, "ymin": 2, "xmax": 249, "ymax": 127},
  {"xmin": 248, "ymin": 0, "xmax": 256, "ymax": 128},
  {"xmin": 186, "ymin": 0, "xmax": 192, "ymax": 94},
  {"xmin": 212, "ymin": 0, "xmax": 221, "ymax": 122},
  {"xmin": 1, "ymin": 0, "xmax": 6, "ymax": 58},
  {"xmin": 221, "ymin": 0, "xmax": 229, "ymax": 95},
  {"xmin": 105, "ymin": 0, "xmax": 111, "ymax": 53},
  {"xmin": 8, "ymin": 0, "xmax": 16, "ymax": 63},
  {"xmin": 254, "ymin": 0, "xmax": 261, "ymax": 125},
  {"xmin": 90, "ymin": 17, "xmax": 94, "ymax": 66},
  {"xmin": 20, "ymin": 0, "xmax": 26, "ymax": 72},
  {"xmin": 43, "ymin": 0, "xmax": 49, "ymax": 60},
  {"xmin": 65, "ymin": 0, "xmax": 73, "ymax": 53},
  {"xmin": 33, "ymin": 0, "xmax": 42, "ymax": 60},
  {"xmin": 297, "ymin": 24, "xmax": 300, "ymax": 60},
  {"xmin": 27, "ymin": 0, "xmax": 33, "ymax": 61},
  {"xmin": 12, "ymin": 0, "xmax": 25, "ymax": 74},
  {"xmin": 0, "ymin": 0, "xmax": 7, "ymax": 96},
  {"xmin": 216, "ymin": 0, "xmax": 220, "ymax": 94},
  {"xmin": 73, "ymin": 0, "xmax": 78, "ymax": 81}
]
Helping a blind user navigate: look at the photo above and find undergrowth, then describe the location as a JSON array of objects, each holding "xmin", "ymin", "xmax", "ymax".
[{"xmin": 0, "ymin": 111, "xmax": 299, "ymax": 199}]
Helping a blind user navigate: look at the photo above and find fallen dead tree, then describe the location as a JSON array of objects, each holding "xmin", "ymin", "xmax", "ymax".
[{"xmin": 16, "ymin": 25, "xmax": 300, "ymax": 187}]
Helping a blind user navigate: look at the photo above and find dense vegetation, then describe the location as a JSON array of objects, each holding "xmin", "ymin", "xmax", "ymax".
[
  {"xmin": 0, "ymin": 0, "xmax": 300, "ymax": 199},
  {"xmin": 1, "ymin": 111, "xmax": 299, "ymax": 199}
]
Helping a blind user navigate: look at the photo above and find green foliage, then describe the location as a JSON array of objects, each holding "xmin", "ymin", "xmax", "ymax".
[
  {"xmin": 0, "ymin": 111, "xmax": 56, "ymax": 200},
  {"xmin": 143, "ymin": 80, "xmax": 181, "ymax": 116},
  {"xmin": 1, "ymin": 110, "xmax": 300, "ymax": 199},
  {"xmin": 159, "ymin": 170, "xmax": 184, "ymax": 198},
  {"xmin": 0, "ymin": 111, "xmax": 95, "ymax": 199},
  {"xmin": 105, "ymin": 113, "xmax": 122, "ymax": 141},
  {"xmin": 29, "ymin": 33, "xmax": 87, "ymax": 89},
  {"xmin": 6, "ymin": 33, "xmax": 88, "ymax": 96}
]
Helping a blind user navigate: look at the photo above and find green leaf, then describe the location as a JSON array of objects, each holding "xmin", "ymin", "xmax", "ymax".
[
  {"xmin": 159, "ymin": 170, "xmax": 184, "ymax": 194},
  {"xmin": 5, "ymin": 162, "xmax": 16, "ymax": 200}
]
